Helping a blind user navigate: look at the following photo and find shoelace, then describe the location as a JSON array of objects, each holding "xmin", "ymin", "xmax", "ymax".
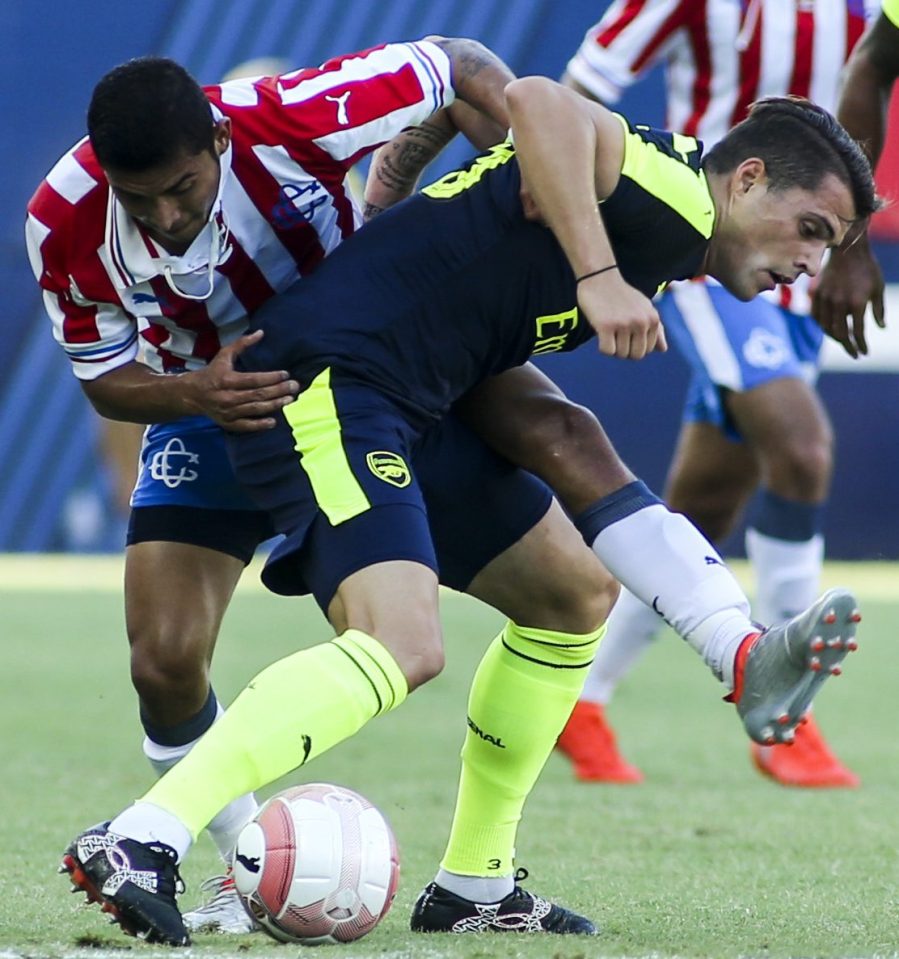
[{"xmin": 147, "ymin": 843, "xmax": 186, "ymax": 895}]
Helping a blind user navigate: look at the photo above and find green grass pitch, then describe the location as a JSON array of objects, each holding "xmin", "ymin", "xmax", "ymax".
[{"xmin": 1, "ymin": 555, "xmax": 897, "ymax": 959}]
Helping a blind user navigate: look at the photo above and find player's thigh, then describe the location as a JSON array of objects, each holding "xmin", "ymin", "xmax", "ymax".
[
  {"xmin": 124, "ymin": 537, "xmax": 247, "ymax": 667},
  {"xmin": 415, "ymin": 411, "xmax": 554, "ymax": 594},
  {"xmin": 724, "ymin": 377, "xmax": 833, "ymax": 501},
  {"xmin": 664, "ymin": 421, "xmax": 760, "ymax": 541},
  {"xmin": 456, "ymin": 363, "xmax": 635, "ymax": 514},
  {"xmin": 467, "ymin": 499, "xmax": 616, "ymax": 634}
]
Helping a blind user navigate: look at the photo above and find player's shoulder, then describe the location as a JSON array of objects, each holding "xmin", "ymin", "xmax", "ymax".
[{"xmin": 28, "ymin": 137, "xmax": 107, "ymax": 226}]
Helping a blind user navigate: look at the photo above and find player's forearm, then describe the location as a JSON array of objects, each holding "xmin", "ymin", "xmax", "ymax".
[
  {"xmin": 80, "ymin": 363, "xmax": 202, "ymax": 424},
  {"xmin": 363, "ymin": 112, "xmax": 455, "ymax": 218},
  {"xmin": 838, "ymin": 16, "xmax": 899, "ymax": 166},
  {"xmin": 506, "ymin": 77, "xmax": 616, "ymax": 277}
]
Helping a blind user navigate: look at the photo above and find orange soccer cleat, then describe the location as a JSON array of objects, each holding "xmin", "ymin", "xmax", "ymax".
[
  {"xmin": 750, "ymin": 714, "xmax": 860, "ymax": 788},
  {"xmin": 556, "ymin": 701, "xmax": 643, "ymax": 783}
]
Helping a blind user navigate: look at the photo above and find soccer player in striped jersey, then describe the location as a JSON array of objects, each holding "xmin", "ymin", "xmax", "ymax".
[
  {"xmin": 554, "ymin": 0, "xmax": 878, "ymax": 788},
  {"xmin": 26, "ymin": 39, "xmax": 528, "ymax": 934},
  {"xmin": 814, "ymin": 0, "xmax": 899, "ymax": 352},
  {"xmin": 59, "ymin": 83, "xmax": 872, "ymax": 946}
]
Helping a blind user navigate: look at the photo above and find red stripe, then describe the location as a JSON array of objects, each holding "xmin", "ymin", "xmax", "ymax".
[
  {"xmin": 595, "ymin": 0, "xmax": 652, "ymax": 49},
  {"xmin": 250, "ymin": 60, "xmax": 426, "ymax": 143},
  {"xmin": 788, "ymin": 8, "xmax": 815, "ymax": 100},
  {"xmin": 228, "ymin": 126, "xmax": 327, "ymax": 276},
  {"xmin": 730, "ymin": 2, "xmax": 764, "ymax": 127},
  {"xmin": 680, "ymin": 0, "xmax": 712, "ymax": 137},
  {"xmin": 633, "ymin": 2, "xmax": 694, "ymax": 74},
  {"xmin": 147, "ymin": 276, "xmax": 222, "ymax": 368},
  {"xmin": 216, "ymin": 236, "xmax": 276, "ymax": 315},
  {"xmin": 845, "ymin": 10, "xmax": 865, "ymax": 59}
]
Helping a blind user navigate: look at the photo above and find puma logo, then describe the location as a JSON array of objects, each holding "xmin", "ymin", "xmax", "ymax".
[
  {"xmin": 235, "ymin": 852, "xmax": 261, "ymax": 874},
  {"xmin": 325, "ymin": 91, "xmax": 351, "ymax": 125}
]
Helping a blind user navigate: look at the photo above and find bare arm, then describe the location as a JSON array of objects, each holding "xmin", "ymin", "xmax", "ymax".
[
  {"xmin": 811, "ymin": 13, "xmax": 899, "ymax": 356},
  {"xmin": 364, "ymin": 36, "xmax": 515, "ymax": 217},
  {"xmin": 505, "ymin": 76, "xmax": 665, "ymax": 360},
  {"xmin": 81, "ymin": 331, "xmax": 299, "ymax": 432}
]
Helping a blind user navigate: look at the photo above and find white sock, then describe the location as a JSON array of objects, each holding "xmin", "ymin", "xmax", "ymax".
[
  {"xmin": 580, "ymin": 588, "xmax": 661, "ymax": 704},
  {"xmin": 745, "ymin": 529, "xmax": 824, "ymax": 625},
  {"xmin": 110, "ymin": 801, "xmax": 193, "ymax": 861},
  {"xmin": 684, "ymin": 609, "xmax": 755, "ymax": 687},
  {"xmin": 590, "ymin": 504, "xmax": 754, "ymax": 688},
  {"xmin": 143, "ymin": 709, "xmax": 259, "ymax": 862},
  {"xmin": 435, "ymin": 868, "xmax": 514, "ymax": 903}
]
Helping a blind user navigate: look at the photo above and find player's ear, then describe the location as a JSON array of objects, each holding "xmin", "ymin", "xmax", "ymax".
[
  {"xmin": 213, "ymin": 118, "xmax": 232, "ymax": 157},
  {"xmin": 733, "ymin": 156, "xmax": 766, "ymax": 195}
]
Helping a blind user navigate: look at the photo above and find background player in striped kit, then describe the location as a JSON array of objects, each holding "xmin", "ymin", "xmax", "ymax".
[{"xmin": 554, "ymin": 0, "xmax": 877, "ymax": 788}]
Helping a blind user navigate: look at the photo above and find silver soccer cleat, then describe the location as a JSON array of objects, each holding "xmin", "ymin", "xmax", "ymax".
[
  {"xmin": 182, "ymin": 873, "xmax": 258, "ymax": 935},
  {"xmin": 735, "ymin": 588, "xmax": 860, "ymax": 745}
]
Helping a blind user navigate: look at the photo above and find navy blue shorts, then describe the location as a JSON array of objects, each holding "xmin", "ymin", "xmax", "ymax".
[{"xmin": 226, "ymin": 369, "xmax": 552, "ymax": 609}]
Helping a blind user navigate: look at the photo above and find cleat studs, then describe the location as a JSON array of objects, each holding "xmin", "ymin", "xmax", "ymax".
[
  {"xmin": 811, "ymin": 637, "xmax": 825, "ymax": 652},
  {"xmin": 830, "ymin": 665, "xmax": 842, "ymax": 676},
  {"xmin": 777, "ymin": 712, "xmax": 791, "ymax": 725},
  {"xmin": 809, "ymin": 656, "xmax": 822, "ymax": 672},
  {"xmin": 827, "ymin": 638, "xmax": 844, "ymax": 649},
  {"xmin": 781, "ymin": 728, "xmax": 796, "ymax": 744},
  {"xmin": 823, "ymin": 612, "xmax": 837, "ymax": 624},
  {"xmin": 849, "ymin": 610, "xmax": 862, "ymax": 623},
  {"xmin": 799, "ymin": 713, "xmax": 810, "ymax": 726},
  {"xmin": 761, "ymin": 725, "xmax": 775, "ymax": 743},
  {"xmin": 847, "ymin": 640, "xmax": 858, "ymax": 651}
]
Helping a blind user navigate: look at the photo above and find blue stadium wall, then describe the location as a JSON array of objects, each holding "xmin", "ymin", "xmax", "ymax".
[{"xmin": 2, "ymin": 0, "xmax": 897, "ymax": 557}]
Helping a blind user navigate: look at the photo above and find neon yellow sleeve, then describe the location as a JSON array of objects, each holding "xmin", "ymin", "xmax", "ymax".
[{"xmin": 884, "ymin": 0, "xmax": 899, "ymax": 29}]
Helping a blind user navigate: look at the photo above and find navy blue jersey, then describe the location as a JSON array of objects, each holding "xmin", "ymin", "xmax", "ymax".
[{"xmin": 241, "ymin": 117, "xmax": 713, "ymax": 422}]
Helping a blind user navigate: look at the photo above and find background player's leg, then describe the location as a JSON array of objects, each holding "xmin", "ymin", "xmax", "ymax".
[{"xmin": 721, "ymin": 376, "xmax": 857, "ymax": 787}]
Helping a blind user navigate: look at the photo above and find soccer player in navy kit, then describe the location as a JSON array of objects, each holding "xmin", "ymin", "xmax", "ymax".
[{"xmin": 63, "ymin": 82, "xmax": 873, "ymax": 944}]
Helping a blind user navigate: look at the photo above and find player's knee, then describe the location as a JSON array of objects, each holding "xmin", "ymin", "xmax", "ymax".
[
  {"xmin": 129, "ymin": 624, "xmax": 210, "ymax": 705},
  {"xmin": 383, "ymin": 621, "xmax": 445, "ymax": 691},
  {"xmin": 768, "ymin": 434, "xmax": 833, "ymax": 500}
]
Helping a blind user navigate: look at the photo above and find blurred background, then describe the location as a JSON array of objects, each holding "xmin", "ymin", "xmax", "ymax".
[{"xmin": 3, "ymin": 0, "xmax": 898, "ymax": 557}]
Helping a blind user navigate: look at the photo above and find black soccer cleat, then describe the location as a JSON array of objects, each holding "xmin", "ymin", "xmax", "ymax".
[
  {"xmin": 60, "ymin": 822, "xmax": 189, "ymax": 946},
  {"xmin": 410, "ymin": 868, "xmax": 597, "ymax": 935}
]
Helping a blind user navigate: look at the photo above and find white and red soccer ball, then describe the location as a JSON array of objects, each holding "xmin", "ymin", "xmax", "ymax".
[{"xmin": 232, "ymin": 783, "xmax": 400, "ymax": 945}]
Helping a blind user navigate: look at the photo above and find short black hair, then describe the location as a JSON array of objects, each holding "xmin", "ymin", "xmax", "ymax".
[
  {"xmin": 88, "ymin": 57, "xmax": 216, "ymax": 172},
  {"xmin": 703, "ymin": 96, "xmax": 880, "ymax": 221}
]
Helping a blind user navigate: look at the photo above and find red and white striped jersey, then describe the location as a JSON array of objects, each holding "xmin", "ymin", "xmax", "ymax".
[
  {"xmin": 25, "ymin": 41, "xmax": 455, "ymax": 381},
  {"xmin": 566, "ymin": 0, "xmax": 879, "ymax": 312},
  {"xmin": 567, "ymin": 0, "xmax": 878, "ymax": 145}
]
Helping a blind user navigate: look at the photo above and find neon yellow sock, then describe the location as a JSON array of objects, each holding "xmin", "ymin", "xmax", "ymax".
[
  {"xmin": 441, "ymin": 620, "xmax": 604, "ymax": 877},
  {"xmin": 143, "ymin": 630, "xmax": 407, "ymax": 839}
]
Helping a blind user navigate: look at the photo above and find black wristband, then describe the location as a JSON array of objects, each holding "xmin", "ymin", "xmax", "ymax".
[{"xmin": 576, "ymin": 264, "xmax": 618, "ymax": 283}]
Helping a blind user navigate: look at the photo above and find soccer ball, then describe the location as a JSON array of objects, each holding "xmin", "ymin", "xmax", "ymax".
[{"xmin": 231, "ymin": 783, "xmax": 400, "ymax": 944}]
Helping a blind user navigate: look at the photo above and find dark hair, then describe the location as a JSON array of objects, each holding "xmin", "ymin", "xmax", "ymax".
[
  {"xmin": 703, "ymin": 96, "xmax": 880, "ymax": 220},
  {"xmin": 88, "ymin": 57, "xmax": 216, "ymax": 171}
]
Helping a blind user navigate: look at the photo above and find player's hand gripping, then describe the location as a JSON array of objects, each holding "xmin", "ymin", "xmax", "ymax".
[
  {"xmin": 187, "ymin": 330, "xmax": 299, "ymax": 431},
  {"xmin": 577, "ymin": 268, "xmax": 667, "ymax": 360},
  {"xmin": 811, "ymin": 236, "xmax": 885, "ymax": 359}
]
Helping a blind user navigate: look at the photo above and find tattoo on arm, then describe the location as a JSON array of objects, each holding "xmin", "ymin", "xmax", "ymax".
[
  {"xmin": 374, "ymin": 121, "xmax": 453, "ymax": 194},
  {"xmin": 433, "ymin": 37, "xmax": 497, "ymax": 82},
  {"xmin": 363, "ymin": 201, "xmax": 385, "ymax": 220}
]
